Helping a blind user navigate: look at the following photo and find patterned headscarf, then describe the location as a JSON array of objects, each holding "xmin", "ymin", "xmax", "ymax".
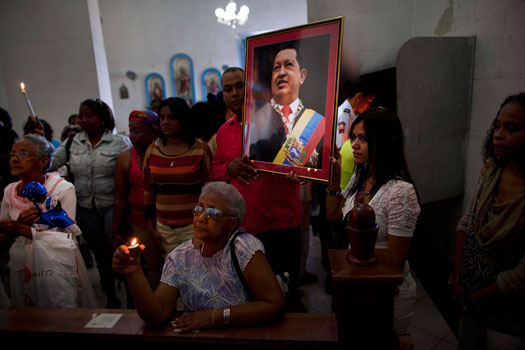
[{"xmin": 128, "ymin": 110, "xmax": 159, "ymax": 136}]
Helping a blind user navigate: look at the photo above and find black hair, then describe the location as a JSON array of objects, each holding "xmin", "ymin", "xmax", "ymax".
[
  {"xmin": 349, "ymin": 107, "xmax": 415, "ymax": 197},
  {"xmin": 223, "ymin": 67, "xmax": 244, "ymax": 76},
  {"xmin": 158, "ymin": 97, "xmax": 195, "ymax": 146},
  {"xmin": 150, "ymin": 99, "xmax": 162, "ymax": 114},
  {"xmin": 0, "ymin": 107, "xmax": 14, "ymax": 129},
  {"xmin": 68, "ymin": 114, "xmax": 79, "ymax": 124},
  {"xmin": 207, "ymin": 91, "xmax": 227, "ymax": 118},
  {"xmin": 273, "ymin": 40, "xmax": 304, "ymax": 68},
  {"xmin": 482, "ymin": 92, "xmax": 525, "ymax": 172},
  {"xmin": 343, "ymin": 79, "xmax": 376, "ymax": 99},
  {"xmin": 60, "ymin": 125, "xmax": 81, "ymax": 142},
  {"xmin": 39, "ymin": 119, "xmax": 54, "ymax": 141},
  {"xmin": 80, "ymin": 98, "xmax": 115, "ymax": 131},
  {"xmin": 23, "ymin": 118, "xmax": 54, "ymax": 141},
  {"xmin": 191, "ymin": 102, "xmax": 223, "ymax": 142}
]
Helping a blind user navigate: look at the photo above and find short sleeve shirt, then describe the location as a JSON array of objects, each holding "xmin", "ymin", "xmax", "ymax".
[
  {"xmin": 342, "ymin": 178, "xmax": 420, "ymax": 247},
  {"xmin": 336, "ymin": 100, "xmax": 356, "ymax": 149},
  {"xmin": 160, "ymin": 229, "xmax": 265, "ymax": 311}
]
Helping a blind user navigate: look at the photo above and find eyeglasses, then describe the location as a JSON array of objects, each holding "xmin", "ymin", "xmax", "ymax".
[
  {"xmin": 192, "ymin": 205, "xmax": 236, "ymax": 220},
  {"xmin": 7, "ymin": 151, "xmax": 34, "ymax": 160}
]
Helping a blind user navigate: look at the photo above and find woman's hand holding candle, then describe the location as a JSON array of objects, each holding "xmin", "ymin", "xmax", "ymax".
[
  {"xmin": 26, "ymin": 116, "xmax": 44, "ymax": 136},
  {"xmin": 112, "ymin": 237, "xmax": 145, "ymax": 275}
]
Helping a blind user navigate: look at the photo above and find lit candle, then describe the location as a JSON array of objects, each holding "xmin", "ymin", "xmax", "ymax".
[
  {"xmin": 128, "ymin": 238, "xmax": 140, "ymax": 252},
  {"xmin": 20, "ymin": 82, "xmax": 36, "ymax": 117}
]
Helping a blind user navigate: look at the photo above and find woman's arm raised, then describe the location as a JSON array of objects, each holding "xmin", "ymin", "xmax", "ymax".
[{"xmin": 113, "ymin": 245, "xmax": 178, "ymax": 325}]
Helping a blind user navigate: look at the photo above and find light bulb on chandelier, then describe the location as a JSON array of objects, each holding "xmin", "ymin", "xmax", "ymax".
[{"xmin": 215, "ymin": 1, "xmax": 249, "ymax": 28}]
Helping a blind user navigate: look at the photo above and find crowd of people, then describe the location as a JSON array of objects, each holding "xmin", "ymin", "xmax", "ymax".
[{"xmin": 0, "ymin": 68, "xmax": 522, "ymax": 347}]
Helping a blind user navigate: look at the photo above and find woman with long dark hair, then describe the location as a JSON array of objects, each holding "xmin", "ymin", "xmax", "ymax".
[
  {"xmin": 326, "ymin": 107, "xmax": 420, "ymax": 333},
  {"xmin": 143, "ymin": 97, "xmax": 212, "ymax": 284},
  {"xmin": 451, "ymin": 93, "xmax": 525, "ymax": 349}
]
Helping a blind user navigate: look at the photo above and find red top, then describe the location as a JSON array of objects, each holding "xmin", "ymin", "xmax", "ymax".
[
  {"xmin": 128, "ymin": 148, "xmax": 146, "ymax": 229},
  {"xmin": 211, "ymin": 116, "xmax": 301, "ymax": 235}
]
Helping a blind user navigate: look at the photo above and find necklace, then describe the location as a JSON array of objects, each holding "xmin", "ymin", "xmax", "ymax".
[
  {"xmin": 136, "ymin": 151, "xmax": 145, "ymax": 172},
  {"xmin": 361, "ymin": 178, "xmax": 372, "ymax": 195},
  {"xmin": 356, "ymin": 178, "xmax": 373, "ymax": 203}
]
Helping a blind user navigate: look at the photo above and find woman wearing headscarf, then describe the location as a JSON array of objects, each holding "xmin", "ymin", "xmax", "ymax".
[{"xmin": 112, "ymin": 110, "xmax": 161, "ymax": 289}]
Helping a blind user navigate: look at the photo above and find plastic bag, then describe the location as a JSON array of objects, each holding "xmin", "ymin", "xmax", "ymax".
[{"xmin": 9, "ymin": 230, "xmax": 98, "ymax": 308}]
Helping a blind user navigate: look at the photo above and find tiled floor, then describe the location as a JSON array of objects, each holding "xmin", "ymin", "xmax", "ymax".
[{"xmin": 87, "ymin": 228, "xmax": 458, "ymax": 349}]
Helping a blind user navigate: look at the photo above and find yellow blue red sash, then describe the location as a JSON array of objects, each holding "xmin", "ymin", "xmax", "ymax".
[{"xmin": 273, "ymin": 109, "xmax": 325, "ymax": 166}]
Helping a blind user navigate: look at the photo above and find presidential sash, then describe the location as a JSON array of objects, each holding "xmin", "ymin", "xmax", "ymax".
[{"xmin": 273, "ymin": 109, "xmax": 325, "ymax": 166}]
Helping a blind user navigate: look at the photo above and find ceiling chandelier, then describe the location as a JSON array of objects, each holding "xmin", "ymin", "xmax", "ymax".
[{"xmin": 215, "ymin": 1, "xmax": 249, "ymax": 29}]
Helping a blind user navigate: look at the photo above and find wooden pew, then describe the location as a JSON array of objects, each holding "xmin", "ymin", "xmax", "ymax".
[{"xmin": 0, "ymin": 307, "xmax": 338, "ymax": 349}]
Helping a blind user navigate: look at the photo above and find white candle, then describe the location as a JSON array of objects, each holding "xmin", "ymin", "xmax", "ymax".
[{"xmin": 20, "ymin": 82, "xmax": 36, "ymax": 117}]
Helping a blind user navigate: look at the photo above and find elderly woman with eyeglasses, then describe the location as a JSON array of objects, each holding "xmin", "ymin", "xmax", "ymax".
[
  {"xmin": 0, "ymin": 134, "xmax": 79, "ymax": 304},
  {"xmin": 0, "ymin": 134, "xmax": 78, "ymax": 234},
  {"xmin": 112, "ymin": 182, "xmax": 285, "ymax": 331},
  {"xmin": 51, "ymin": 98, "xmax": 131, "ymax": 308}
]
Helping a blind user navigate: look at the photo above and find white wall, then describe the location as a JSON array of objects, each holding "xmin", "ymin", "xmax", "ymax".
[
  {"xmin": 0, "ymin": 0, "xmax": 100, "ymax": 138},
  {"xmin": 307, "ymin": 0, "xmax": 525, "ymax": 205},
  {"xmin": 99, "ymin": 0, "xmax": 308, "ymax": 132},
  {"xmin": 0, "ymin": 0, "xmax": 307, "ymax": 136}
]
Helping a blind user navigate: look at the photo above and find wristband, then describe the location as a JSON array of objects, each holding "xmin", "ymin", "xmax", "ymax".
[
  {"xmin": 223, "ymin": 307, "xmax": 231, "ymax": 325},
  {"xmin": 326, "ymin": 188, "xmax": 341, "ymax": 196}
]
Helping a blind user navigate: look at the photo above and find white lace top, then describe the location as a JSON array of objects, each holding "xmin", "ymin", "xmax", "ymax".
[
  {"xmin": 342, "ymin": 178, "xmax": 420, "ymax": 247},
  {"xmin": 341, "ymin": 177, "xmax": 421, "ymax": 332}
]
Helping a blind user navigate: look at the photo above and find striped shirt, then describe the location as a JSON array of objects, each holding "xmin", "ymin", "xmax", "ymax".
[{"xmin": 144, "ymin": 139, "xmax": 212, "ymax": 227}]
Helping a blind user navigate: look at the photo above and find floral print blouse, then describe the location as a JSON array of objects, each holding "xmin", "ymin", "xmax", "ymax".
[{"xmin": 160, "ymin": 229, "xmax": 265, "ymax": 311}]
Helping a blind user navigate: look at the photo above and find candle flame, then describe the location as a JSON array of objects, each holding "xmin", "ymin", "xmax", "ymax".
[
  {"xmin": 130, "ymin": 238, "xmax": 137, "ymax": 245},
  {"xmin": 20, "ymin": 82, "xmax": 25, "ymax": 91}
]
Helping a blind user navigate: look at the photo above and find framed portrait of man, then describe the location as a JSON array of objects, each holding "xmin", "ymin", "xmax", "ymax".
[{"xmin": 242, "ymin": 17, "xmax": 343, "ymax": 183}]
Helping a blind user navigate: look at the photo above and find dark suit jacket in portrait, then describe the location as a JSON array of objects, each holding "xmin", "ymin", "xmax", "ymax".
[{"xmin": 249, "ymin": 101, "xmax": 324, "ymax": 169}]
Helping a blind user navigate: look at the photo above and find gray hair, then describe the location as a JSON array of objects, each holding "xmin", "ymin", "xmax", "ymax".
[
  {"xmin": 17, "ymin": 133, "xmax": 55, "ymax": 173},
  {"xmin": 199, "ymin": 182, "xmax": 246, "ymax": 224}
]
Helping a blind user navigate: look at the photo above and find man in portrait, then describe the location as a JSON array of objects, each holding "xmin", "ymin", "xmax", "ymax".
[{"xmin": 249, "ymin": 41, "xmax": 325, "ymax": 169}]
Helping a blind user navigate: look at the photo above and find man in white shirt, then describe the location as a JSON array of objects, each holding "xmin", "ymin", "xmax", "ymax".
[{"xmin": 335, "ymin": 80, "xmax": 376, "ymax": 149}]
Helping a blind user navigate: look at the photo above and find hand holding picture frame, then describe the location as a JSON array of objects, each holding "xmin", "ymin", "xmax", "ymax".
[{"xmin": 242, "ymin": 17, "xmax": 343, "ymax": 183}]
